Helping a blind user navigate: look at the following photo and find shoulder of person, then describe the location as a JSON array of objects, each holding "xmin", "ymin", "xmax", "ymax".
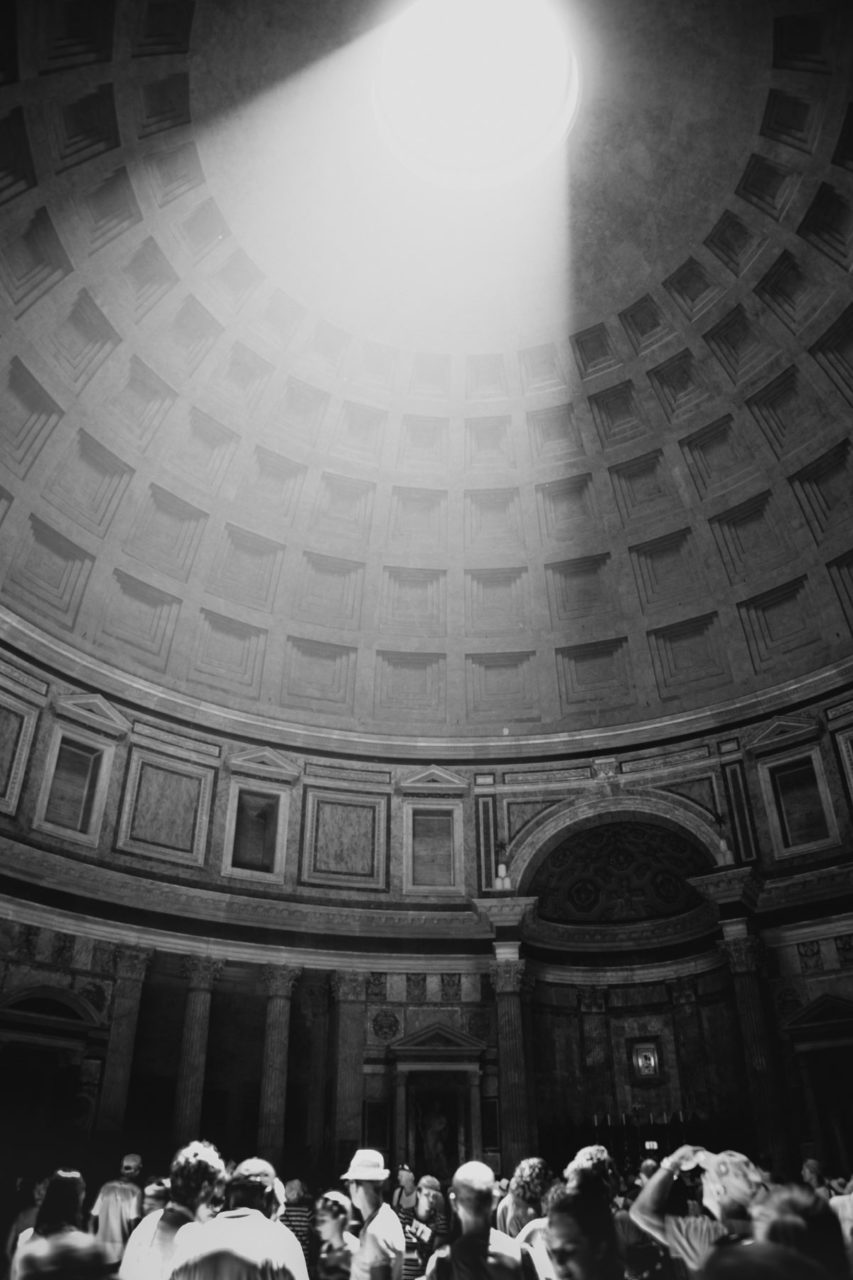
[
  {"xmin": 488, "ymin": 1228, "xmax": 523, "ymax": 1258},
  {"xmin": 515, "ymin": 1217, "xmax": 545, "ymax": 1247},
  {"xmin": 426, "ymin": 1244, "xmax": 451, "ymax": 1280},
  {"xmin": 664, "ymin": 1214, "xmax": 727, "ymax": 1269}
]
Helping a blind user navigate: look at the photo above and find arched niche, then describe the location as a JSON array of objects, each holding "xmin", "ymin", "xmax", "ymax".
[
  {"xmin": 510, "ymin": 793, "xmax": 728, "ymax": 893},
  {"xmin": 0, "ymin": 984, "xmax": 104, "ymax": 1026},
  {"xmin": 0, "ymin": 985, "xmax": 108, "ymax": 1173}
]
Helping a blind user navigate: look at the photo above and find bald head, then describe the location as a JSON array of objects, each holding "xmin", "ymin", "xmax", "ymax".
[{"xmin": 452, "ymin": 1161, "xmax": 496, "ymax": 1220}]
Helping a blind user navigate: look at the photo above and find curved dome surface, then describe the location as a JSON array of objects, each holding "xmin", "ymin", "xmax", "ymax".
[{"xmin": 0, "ymin": 0, "xmax": 852, "ymax": 745}]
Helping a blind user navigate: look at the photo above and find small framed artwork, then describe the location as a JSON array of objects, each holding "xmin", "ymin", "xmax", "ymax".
[{"xmin": 630, "ymin": 1039, "xmax": 662, "ymax": 1083}]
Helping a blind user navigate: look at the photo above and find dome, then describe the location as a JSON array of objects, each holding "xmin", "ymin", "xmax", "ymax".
[
  {"xmin": 1, "ymin": 0, "xmax": 853, "ymax": 1190},
  {"xmin": 0, "ymin": 0, "xmax": 851, "ymax": 750}
]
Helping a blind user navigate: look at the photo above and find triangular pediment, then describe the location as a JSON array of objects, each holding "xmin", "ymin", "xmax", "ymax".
[
  {"xmin": 745, "ymin": 716, "xmax": 819, "ymax": 753},
  {"xmin": 229, "ymin": 747, "xmax": 300, "ymax": 782},
  {"xmin": 390, "ymin": 1019, "xmax": 486, "ymax": 1056},
  {"xmin": 784, "ymin": 994, "xmax": 853, "ymax": 1032},
  {"xmin": 53, "ymin": 693, "xmax": 130, "ymax": 737},
  {"xmin": 400, "ymin": 766, "xmax": 467, "ymax": 795}
]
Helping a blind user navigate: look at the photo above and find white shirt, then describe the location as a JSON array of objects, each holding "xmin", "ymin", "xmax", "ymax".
[
  {"xmin": 120, "ymin": 1205, "xmax": 195, "ymax": 1280},
  {"xmin": 168, "ymin": 1208, "xmax": 309, "ymax": 1280},
  {"xmin": 350, "ymin": 1203, "xmax": 405, "ymax": 1280}
]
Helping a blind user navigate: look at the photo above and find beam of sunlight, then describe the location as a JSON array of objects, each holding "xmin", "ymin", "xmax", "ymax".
[
  {"xmin": 190, "ymin": 0, "xmax": 577, "ymax": 348},
  {"xmin": 374, "ymin": 0, "xmax": 579, "ymax": 188}
]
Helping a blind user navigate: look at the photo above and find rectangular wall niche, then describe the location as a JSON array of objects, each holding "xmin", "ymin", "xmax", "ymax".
[
  {"xmin": 117, "ymin": 748, "xmax": 213, "ymax": 864},
  {"xmin": 300, "ymin": 788, "xmax": 388, "ymax": 891},
  {"xmin": 0, "ymin": 690, "xmax": 38, "ymax": 816},
  {"xmin": 222, "ymin": 779, "xmax": 289, "ymax": 882},
  {"xmin": 403, "ymin": 801, "xmax": 464, "ymax": 895},
  {"xmin": 758, "ymin": 747, "xmax": 838, "ymax": 858},
  {"xmin": 34, "ymin": 724, "xmax": 114, "ymax": 847}
]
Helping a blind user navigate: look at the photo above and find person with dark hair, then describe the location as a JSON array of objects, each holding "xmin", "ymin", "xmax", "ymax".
[
  {"xmin": 12, "ymin": 1170, "xmax": 110, "ymax": 1280},
  {"xmin": 119, "ymin": 1141, "xmax": 225, "ymax": 1280},
  {"xmin": 531, "ymin": 1175, "xmax": 624, "ymax": 1280},
  {"xmin": 89, "ymin": 1155, "xmax": 144, "ymax": 1271},
  {"xmin": 342, "ymin": 1150, "xmax": 405, "ymax": 1280},
  {"xmin": 392, "ymin": 1167, "xmax": 418, "ymax": 1226},
  {"xmin": 400, "ymin": 1175, "xmax": 450, "ymax": 1280},
  {"xmin": 426, "ymin": 1160, "xmax": 538, "ymax": 1280},
  {"xmin": 803, "ymin": 1162, "xmax": 834, "ymax": 1204},
  {"xmin": 699, "ymin": 1241, "xmax": 834, "ymax": 1279},
  {"xmin": 750, "ymin": 1184, "xmax": 851, "ymax": 1280},
  {"xmin": 5, "ymin": 1175, "xmax": 50, "ymax": 1268},
  {"xmin": 315, "ymin": 1191, "xmax": 358, "ymax": 1280},
  {"xmin": 283, "ymin": 1180, "xmax": 315, "ymax": 1269},
  {"xmin": 168, "ymin": 1157, "xmax": 309, "ymax": 1280},
  {"xmin": 496, "ymin": 1159, "xmax": 553, "ymax": 1239}
]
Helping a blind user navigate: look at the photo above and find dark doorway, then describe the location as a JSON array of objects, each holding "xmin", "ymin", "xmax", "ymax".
[
  {"xmin": 0, "ymin": 1041, "xmax": 91, "ymax": 1174},
  {"xmin": 409, "ymin": 1074, "xmax": 464, "ymax": 1182}
]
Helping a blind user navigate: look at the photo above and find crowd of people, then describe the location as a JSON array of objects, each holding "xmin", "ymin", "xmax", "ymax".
[{"xmin": 5, "ymin": 1139, "xmax": 853, "ymax": 1280}]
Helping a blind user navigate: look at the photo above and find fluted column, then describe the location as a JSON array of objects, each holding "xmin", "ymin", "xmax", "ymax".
[
  {"xmin": 174, "ymin": 955, "xmax": 221, "ymax": 1144},
  {"xmin": 258, "ymin": 965, "xmax": 301, "ymax": 1164},
  {"xmin": 719, "ymin": 924, "xmax": 780, "ymax": 1162},
  {"xmin": 468, "ymin": 1069, "xmax": 483, "ymax": 1159},
  {"xmin": 300, "ymin": 975, "xmax": 331, "ymax": 1176},
  {"xmin": 491, "ymin": 949, "xmax": 532, "ymax": 1171},
  {"xmin": 394, "ymin": 1066, "xmax": 407, "ymax": 1166},
  {"xmin": 668, "ymin": 976, "xmax": 709, "ymax": 1123},
  {"xmin": 97, "ymin": 946, "xmax": 152, "ymax": 1134},
  {"xmin": 332, "ymin": 972, "xmax": 367, "ymax": 1171}
]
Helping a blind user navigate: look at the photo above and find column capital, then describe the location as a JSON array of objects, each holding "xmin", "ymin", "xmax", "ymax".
[
  {"xmin": 263, "ymin": 964, "xmax": 301, "ymax": 999},
  {"xmin": 719, "ymin": 929, "xmax": 763, "ymax": 975},
  {"xmin": 579, "ymin": 985, "xmax": 607, "ymax": 1014},
  {"xmin": 474, "ymin": 897, "xmax": 537, "ymax": 934},
  {"xmin": 491, "ymin": 958, "xmax": 526, "ymax": 995},
  {"xmin": 181, "ymin": 954, "xmax": 223, "ymax": 989},
  {"xmin": 115, "ymin": 947, "xmax": 153, "ymax": 982},
  {"xmin": 668, "ymin": 976, "xmax": 698, "ymax": 1007},
  {"xmin": 331, "ymin": 971, "xmax": 366, "ymax": 1002}
]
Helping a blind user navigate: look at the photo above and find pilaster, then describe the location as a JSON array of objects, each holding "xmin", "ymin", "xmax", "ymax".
[{"xmin": 96, "ymin": 945, "xmax": 152, "ymax": 1135}]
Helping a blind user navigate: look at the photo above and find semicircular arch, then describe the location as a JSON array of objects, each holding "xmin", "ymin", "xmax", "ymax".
[
  {"xmin": 511, "ymin": 792, "xmax": 727, "ymax": 893},
  {"xmin": 0, "ymin": 984, "xmax": 103, "ymax": 1026}
]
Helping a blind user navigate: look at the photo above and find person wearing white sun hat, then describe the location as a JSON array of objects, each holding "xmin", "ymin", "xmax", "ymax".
[{"xmin": 341, "ymin": 1151, "xmax": 404, "ymax": 1280}]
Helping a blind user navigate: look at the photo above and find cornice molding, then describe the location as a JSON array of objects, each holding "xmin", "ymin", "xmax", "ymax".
[
  {"xmin": 0, "ymin": 837, "xmax": 490, "ymax": 941},
  {"xmin": 3, "ymin": 612, "xmax": 853, "ymax": 761},
  {"xmin": 0, "ymin": 892, "xmax": 495, "ymax": 973},
  {"xmin": 525, "ymin": 901, "xmax": 718, "ymax": 951}
]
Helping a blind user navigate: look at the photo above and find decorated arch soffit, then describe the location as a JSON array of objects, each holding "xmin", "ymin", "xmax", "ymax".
[
  {"xmin": 505, "ymin": 794, "xmax": 728, "ymax": 948},
  {"xmin": 510, "ymin": 792, "xmax": 728, "ymax": 888}
]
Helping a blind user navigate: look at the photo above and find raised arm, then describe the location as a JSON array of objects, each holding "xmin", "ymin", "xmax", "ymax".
[{"xmin": 629, "ymin": 1145, "xmax": 705, "ymax": 1246}]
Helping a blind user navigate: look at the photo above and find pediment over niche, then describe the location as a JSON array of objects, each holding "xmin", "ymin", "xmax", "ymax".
[
  {"xmin": 389, "ymin": 1019, "xmax": 486, "ymax": 1058},
  {"xmin": 743, "ymin": 715, "xmax": 821, "ymax": 753},
  {"xmin": 229, "ymin": 746, "xmax": 300, "ymax": 782},
  {"xmin": 783, "ymin": 994, "xmax": 853, "ymax": 1036},
  {"xmin": 53, "ymin": 693, "xmax": 131, "ymax": 737},
  {"xmin": 399, "ymin": 766, "xmax": 467, "ymax": 795}
]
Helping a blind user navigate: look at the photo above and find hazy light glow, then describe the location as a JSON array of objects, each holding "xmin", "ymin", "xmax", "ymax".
[{"xmin": 375, "ymin": 0, "xmax": 578, "ymax": 187}]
